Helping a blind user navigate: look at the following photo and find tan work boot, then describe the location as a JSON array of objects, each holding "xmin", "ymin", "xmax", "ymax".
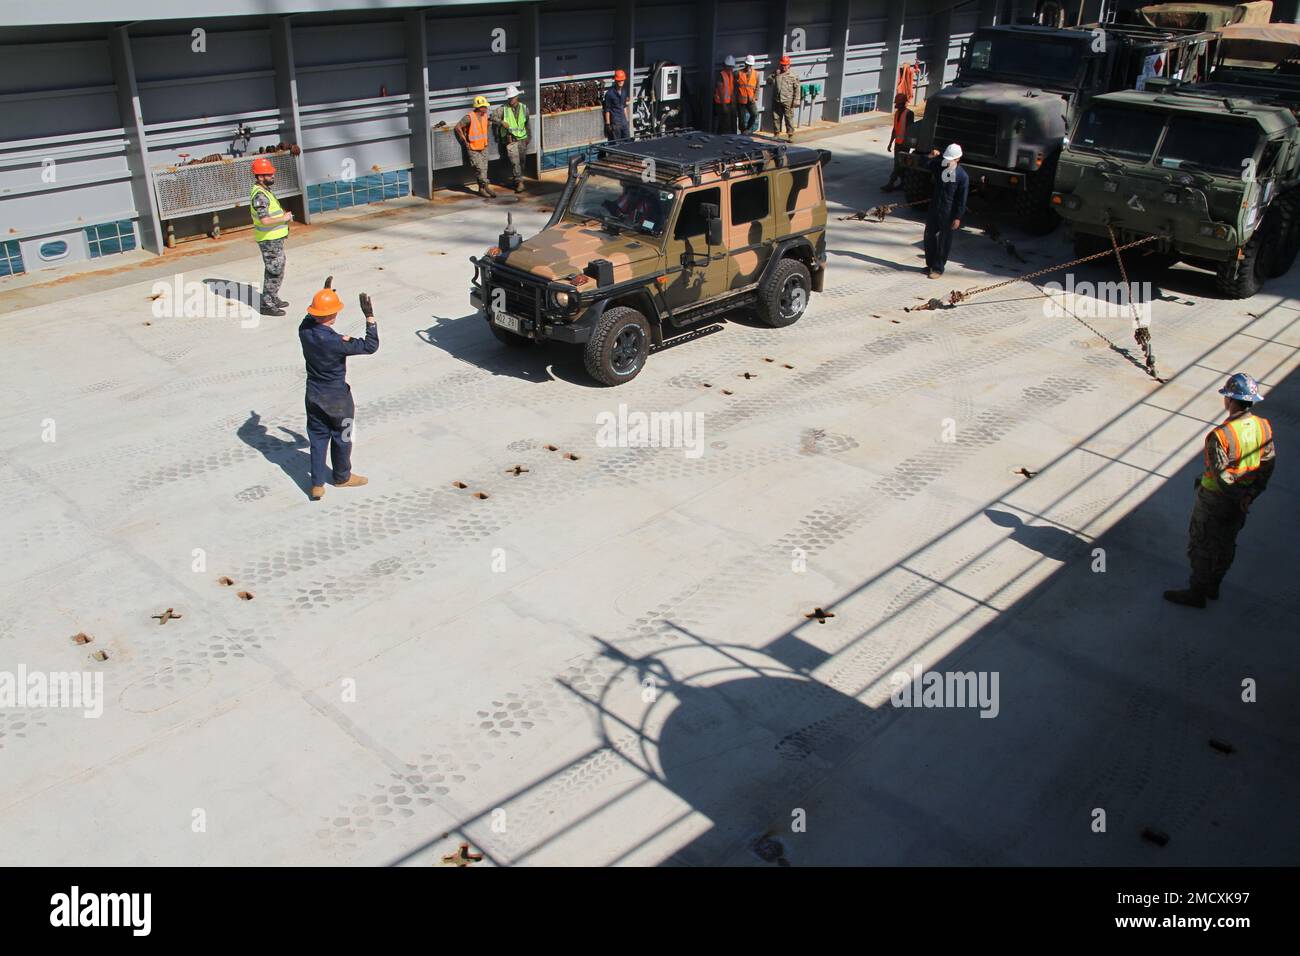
[
  {"xmin": 480, "ymin": 184, "xmax": 496, "ymax": 199},
  {"xmin": 310, "ymin": 485, "xmax": 325, "ymax": 501},
  {"xmin": 334, "ymin": 474, "xmax": 368, "ymax": 488}
]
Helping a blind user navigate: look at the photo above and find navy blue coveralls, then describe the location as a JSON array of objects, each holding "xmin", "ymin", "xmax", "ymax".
[
  {"xmin": 924, "ymin": 155, "xmax": 969, "ymax": 276},
  {"xmin": 298, "ymin": 316, "xmax": 379, "ymax": 488},
  {"xmin": 604, "ymin": 84, "xmax": 629, "ymax": 140}
]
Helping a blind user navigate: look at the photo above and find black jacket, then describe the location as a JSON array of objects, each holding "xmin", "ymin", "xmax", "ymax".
[{"xmin": 299, "ymin": 316, "xmax": 379, "ymax": 395}]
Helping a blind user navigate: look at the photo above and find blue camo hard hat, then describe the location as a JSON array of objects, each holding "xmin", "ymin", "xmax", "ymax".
[{"xmin": 1218, "ymin": 372, "xmax": 1263, "ymax": 403}]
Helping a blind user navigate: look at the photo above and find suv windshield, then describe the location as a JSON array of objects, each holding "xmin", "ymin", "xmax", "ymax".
[
  {"xmin": 1156, "ymin": 115, "xmax": 1262, "ymax": 175},
  {"xmin": 966, "ymin": 33, "xmax": 1085, "ymax": 85},
  {"xmin": 1071, "ymin": 103, "xmax": 1163, "ymax": 160},
  {"xmin": 569, "ymin": 172, "xmax": 673, "ymax": 236}
]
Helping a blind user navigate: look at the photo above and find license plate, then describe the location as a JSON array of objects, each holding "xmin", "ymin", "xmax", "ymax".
[{"xmin": 493, "ymin": 313, "xmax": 521, "ymax": 333}]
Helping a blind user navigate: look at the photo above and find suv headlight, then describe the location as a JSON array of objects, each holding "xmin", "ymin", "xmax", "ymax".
[{"xmin": 552, "ymin": 290, "xmax": 572, "ymax": 309}]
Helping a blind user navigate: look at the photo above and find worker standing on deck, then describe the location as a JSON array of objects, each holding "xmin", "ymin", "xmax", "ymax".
[
  {"xmin": 923, "ymin": 143, "xmax": 968, "ymax": 278},
  {"xmin": 298, "ymin": 279, "xmax": 379, "ymax": 502},
  {"xmin": 772, "ymin": 55, "xmax": 798, "ymax": 141},
  {"xmin": 604, "ymin": 70, "xmax": 630, "ymax": 140},
  {"xmin": 493, "ymin": 86, "xmax": 530, "ymax": 193},
  {"xmin": 250, "ymin": 156, "xmax": 292, "ymax": 317},
  {"xmin": 881, "ymin": 93, "xmax": 915, "ymax": 192},
  {"xmin": 1164, "ymin": 374, "xmax": 1276, "ymax": 608},
  {"xmin": 714, "ymin": 55, "xmax": 737, "ymax": 135},
  {"xmin": 457, "ymin": 96, "xmax": 495, "ymax": 199},
  {"xmin": 737, "ymin": 55, "xmax": 760, "ymax": 134}
]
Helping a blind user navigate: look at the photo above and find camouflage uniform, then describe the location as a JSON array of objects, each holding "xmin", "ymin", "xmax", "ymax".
[
  {"xmin": 1185, "ymin": 410, "xmax": 1276, "ymax": 595},
  {"xmin": 491, "ymin": 103, "xmax": 530, "ymax": 185},
  {"xmin": 772, "ymin": 70, "xmax": 800, "ymax": 138},
  {"xmin": 457, "ymin": 113, "xmax": 492, "ymax": 191},
  {"xmin": 251, "ymin": 189, "xmax": 286, "ymax": 311}
]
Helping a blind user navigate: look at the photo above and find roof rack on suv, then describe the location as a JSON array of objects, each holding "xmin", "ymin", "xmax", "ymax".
[{"xmin": 591, "ymin": 129, "xmax": 794, "ymax": 185}]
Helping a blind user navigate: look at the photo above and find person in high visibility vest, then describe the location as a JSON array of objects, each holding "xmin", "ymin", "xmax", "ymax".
[
  {"xmin": 713, "ymin": 55, "xmax": 737, "ymax": 135},
  {"xmin": 249, "ymin": 156, "xmax": 292, "ymax": 317},
  {"xmin": 456, "ymin": 96, "xmax": 495, "ymax": 199},
  {"xmin": 772, "ymin": 55, "xmax": 798, "ymax": 141},
  {"xmin": 492, "ymin": 86, "xmax": 530, "ymax": 193},
  {"xmin": 604, "ymin": 69, "xmax": 630, "ymax": 141},
  {"xmin": 881, "ymin": 93, "xmax": 916, "ymax": 192},
  {"xmin": 1165, "ymin": 373, "xmax": 1277, "ymax": 608},
  {"xmin": 298, "ymin": 278, "xmax": 380, "ymax": 501},
  {"xmin": 736, "ymin": 55, "xmax": 760, "ymax": 135}
]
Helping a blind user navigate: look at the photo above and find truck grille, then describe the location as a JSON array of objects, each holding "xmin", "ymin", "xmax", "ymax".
[
  {"xmin": 933, "ymin": 105, "xmax": 999, "ymax": 163},
  {"xmin": 489, "ymin": 268, "xmax": 543, "ymax": 319}
]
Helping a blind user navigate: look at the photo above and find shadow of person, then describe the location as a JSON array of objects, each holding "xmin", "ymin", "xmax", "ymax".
[
  {"xmin": 984, "ymin": 508, "xmax": 1084, "ymax": 560},
  {"xmin": 236, "ymin": 410, "xmax": 312, "ymax": 497},
  {"xmin": 203, "ymin": 278, "xmax": 260, "ymax": 312}
]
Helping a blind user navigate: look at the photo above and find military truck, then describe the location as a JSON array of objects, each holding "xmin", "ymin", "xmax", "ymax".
[
  {"xmin": 898, "ymin": 23, "xmax": 1214, "ymax": 234},
  {"xmin": 1052, "ymin": 23, "xmax": 1300, "ymax": 298},
  {"xmin": 469, "ymin": 131, "xmax": 830, "ymax": 385}
]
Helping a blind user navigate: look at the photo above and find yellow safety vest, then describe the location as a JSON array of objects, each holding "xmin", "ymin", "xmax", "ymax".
[
  {"xmin": 502, "ymin": 102, "xmax": 528, "ymax": 140},
  {"xmin": 1201, "ymin": 413, "xmax": 1272, "ymax": 491},
  {"xmin": 250, "ymin": 184, "xmax": 289, "ymax": 242}
]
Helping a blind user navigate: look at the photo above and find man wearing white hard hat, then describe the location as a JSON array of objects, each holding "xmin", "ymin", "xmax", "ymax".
[
  {"xmin": 491, "ymin": 86, "xmax": 530, "ymax": 193},
  {"xmin": 737, "ymin": 55, "xmax": 761, "ymax": 134},
  {"xmin": 922, "ymin": 143, "xmax": 969, "ymax": 278},
  {"xmin": 714, "ymin": 55, "xmax": 738, "ymax": 134}
]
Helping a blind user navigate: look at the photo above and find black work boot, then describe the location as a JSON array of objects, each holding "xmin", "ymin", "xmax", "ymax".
[
  {"xmin": 1206, "ymin": 583, "xmax": 1220, "ymax": 600},
  {"xmin": 1163, "ymin": 588, "xmax": 1207, "ymax": 609},
  {"xmin": 260, "ymin": 302, "xmax": 285, "ymax": 317},
  {"xmin": 273, "ymin": 296, "xmax": 289, "ymax": 308}
]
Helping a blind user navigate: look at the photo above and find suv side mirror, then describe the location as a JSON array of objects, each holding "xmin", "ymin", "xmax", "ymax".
[{"xmin": 707, "ymin": 217, "xmax": 723, "ymax": 246}]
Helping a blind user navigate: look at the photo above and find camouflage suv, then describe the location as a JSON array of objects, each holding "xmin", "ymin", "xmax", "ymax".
[
  {"xmin": 469, "ymin": 131, "xmax": 830, "ymax": 385},
  {"xmin": 1053, "ymin": 48, "xmax": 1300, "ymax": 298}
]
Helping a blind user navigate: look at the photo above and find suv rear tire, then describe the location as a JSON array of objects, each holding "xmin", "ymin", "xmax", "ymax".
[
  {"xmin": 585, "ymin": 306, "xmax": 651, "ymax": 385},
  {"xmin": 756, "ymin": 258, "xmax": 812, "ymax": 328}
]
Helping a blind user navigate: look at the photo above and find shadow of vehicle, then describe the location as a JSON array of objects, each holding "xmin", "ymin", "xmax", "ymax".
[{"xmin": 415, "ymin": 313, "xmax": 596, "ymax": 386}]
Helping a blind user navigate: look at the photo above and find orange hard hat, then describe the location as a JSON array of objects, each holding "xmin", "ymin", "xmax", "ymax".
[
  {"xmin": 614, "ymin": 69, "xmax": 626, "ymax": 81},
  {"xmin": 307, "ymin": 288, "xmax": 343, "ymax": 317},
  {"xmin": 779, "ymin": 55, "xmax": 791, "ymax": 66},
  {"xmin": 251, "ymin": 156, "xmax": 275, "ymax": 175}
]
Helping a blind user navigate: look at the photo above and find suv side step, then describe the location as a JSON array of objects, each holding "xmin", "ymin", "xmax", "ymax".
[{"xmin": 669, "ymin": 288, "xmax": 758, "ymax": 327}]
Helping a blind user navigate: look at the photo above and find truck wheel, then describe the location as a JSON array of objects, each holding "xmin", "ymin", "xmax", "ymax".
[
  {"xmin": 1263, "ymin": 193, "xmax": 1300, "ymax": 279},
  {"xmin": 756, "ymin": 258, "xmax": 812, "ymax": 328},
  {"xmin": 1214, "ymin": 232, "xmax": 1266, "ymax": 299},
  {"xmin": 488, "ymin": 320, "xmax": 534, "ymax": 348},
  {"xmin": 902, "ymin": 167, "xmax": 930, "ymax": 206},
  {"xmin": 584, "ymin": 306, "xmax": 651, "ymax": 385},
  {"xmin": 1014, "ymin": 167, "xmax": 1059, "ymax": 236}
]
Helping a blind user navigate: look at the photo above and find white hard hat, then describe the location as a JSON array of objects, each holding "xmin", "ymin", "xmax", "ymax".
[
  {"xmin": 724, "ymin": 55, "xmax": 736, "ymax": 67},
  {"xmin": 942, "ymin": 143, "xmax": 963, "ymax": 162},
  {"xmin": 745, "ymin": 54, "xmax": 756, "ymax": 66},
  {"xmin": 506, "ymin": 85, "xmax": 520, "ymax": 98}
]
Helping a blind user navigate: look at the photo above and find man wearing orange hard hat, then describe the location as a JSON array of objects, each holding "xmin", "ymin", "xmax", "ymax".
[
  {"xmin": 604, "ymin": 68, "xmax": 630, "ymax": 140},
  {"xmin": 249, "ymin": 155, "xmax": 293, "ymax": 317},
  {"xmin": 772, "ymin": 55, "xmax": 798, "ymax": 142},
  {"xmin": 298, "ymin": 276, "xmax": 379, "ymax": 501}
]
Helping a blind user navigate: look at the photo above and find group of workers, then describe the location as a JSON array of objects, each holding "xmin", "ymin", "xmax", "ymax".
[
  {"xmin": 248, "ymin": 71, "xmax": 1279, "ymax": 605},
  {"xmin": 713, "ymin": 54, "xmax": 800, "ymax": 139}
]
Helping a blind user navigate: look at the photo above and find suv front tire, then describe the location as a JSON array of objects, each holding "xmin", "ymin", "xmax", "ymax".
[{"xmin": 585, "ymin": 306, "xmax": 652, "ymax": 385}]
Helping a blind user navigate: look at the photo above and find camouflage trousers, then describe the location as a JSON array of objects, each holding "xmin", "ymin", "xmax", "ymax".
[
  {"xmin": 259, "ymin": 237, "xmax": 285, "ymax": 308},
  {"xmin": 504, "ymin": 139, "xmax": 527, "ymax": 183},
  {"xmin": 467, "ymin": 148, "xmax": 490, "ymax": 187},
  {"xmin": 1186, "ymin": 485, "xmax": 1248, "ymax": 594},
  {"xmin": 774, "ymin": 103, "xmax": 796, "ymax": 137}
]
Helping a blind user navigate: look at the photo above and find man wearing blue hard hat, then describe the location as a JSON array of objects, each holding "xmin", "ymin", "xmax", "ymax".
[{"xmin": 1165, "ymin": 373, "xmax": 1276, "ymax": 608}]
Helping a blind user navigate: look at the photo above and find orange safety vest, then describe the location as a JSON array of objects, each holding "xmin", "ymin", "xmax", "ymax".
[
  {"xmin": 1201, "ymin": 413, "xmax": 1273, "ymax": 491},
  {"xmin": 714, "ymin": 68, "xmax": 734, "ymax": 105},
  {"xmin": 466, "ymin": 111, "xmax": 489, "ymax": 151},
  {"xmin": 892, "ymin": 108, "xmax": 912, "ymax": 145},
  {"xmin": 737, "ymin": 67, "xmax": 759, "ymax": 104}
]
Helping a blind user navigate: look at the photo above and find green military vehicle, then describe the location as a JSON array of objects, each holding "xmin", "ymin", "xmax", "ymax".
[
  {"xmin": 898, "ymin": 22, "xmax": 1214, "ymax": 234},
  {"xmin": 1052, "ymin": 23, "xmax": 1300, "ymax": 298},
  {"xmin": 469, "ymin": 132, "xmax": 830, "ymax": 385}
]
